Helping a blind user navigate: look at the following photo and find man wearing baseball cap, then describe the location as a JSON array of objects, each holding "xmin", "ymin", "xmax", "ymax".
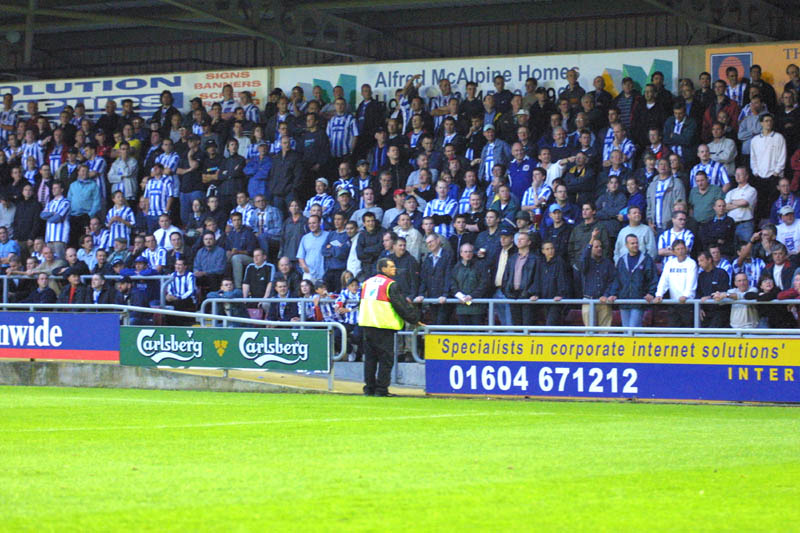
[
  {"xmin": 776, "ymin": 204, "xmax": 800, "ymax": 255},
  {"xmin": 474, "ymin": 122, "xmax": 512, "ymax": 182}
]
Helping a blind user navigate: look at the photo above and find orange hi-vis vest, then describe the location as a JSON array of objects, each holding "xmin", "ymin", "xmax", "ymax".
[{"xmin": 357, "ymin": 274, "xmax": 405, "ymax": 330}]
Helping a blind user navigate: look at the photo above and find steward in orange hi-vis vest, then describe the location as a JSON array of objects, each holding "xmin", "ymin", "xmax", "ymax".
[{"xmin": 359, "ymin": 257, "xmax": 422, "ymax": 396}]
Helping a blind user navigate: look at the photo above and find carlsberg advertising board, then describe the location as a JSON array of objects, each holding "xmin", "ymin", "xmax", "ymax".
[{"xmin": 120, "ymin": 326, "xmax": 329, "ymax": 372}]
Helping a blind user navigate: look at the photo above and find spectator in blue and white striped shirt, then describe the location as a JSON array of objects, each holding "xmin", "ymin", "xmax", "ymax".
[
  {"xmin": 21, "ymin": 129, "xmax": 44, "ymax": 169},
  {"xmin": 0, "ymin": 94, "xmax": 17, "ymax": 145},
  {"xmin": 658, "ymin": 210, "xmax": 695, "ymax": 263},
  {"xmin": 218, "ymin": 84, "xmax": 238, "ymax": 118},
  {"xmin": 733, "ymin": 240, "xmax": 765, "ymax": 288},
  {"xmin": 41, "ymin": 180, "xmax": 70, "ymax": 258},
  {"xmin": 88, "ymin": 217, "xmax": 112, "ymax": 251},
  {"xmin": 725, "ymin": 66, "xmax": 748, "ymax": 107},
  {"xmin": 458, "ymin": 170, "xmax": 479, "ymax": 215},
  {"xmin": 520, "ymin": 167, "xmax": 552, "ymax": 219},
  {"xmin": 143, "ymin": 163, "xmax": 175, "ymax": 233},
  {"xmin": 708, "ymin": 243, "xmax": 733, "ymax": 283},
  {"xmin": 690, "ymin": 144, "xmax": 731, "ymax": 191},
  {"xmin": 165, "ymin": 258, "xmax": 197, "ymax": 325},
  {"xmin": 155, "ymin": 138, "xmax": 180, "ymax": 176},
  {"xmin": 228, "ymin": 191, "xmax": 256, "ymax": 229},
  {"xmin": 239, "ymin": 91, "xmax": 261, "ymax": 125},
  {"xmin": 106, "ymin": 191, "xmax": 136, "ymax": 244},
  {"xmin": 424, "ymin": 181, "xmax": 458, "ymax": 238},
  {"xmin": 304, "ymin": 178, "xmax": 335, "ymax": 218},
  {"xmin": 335, "ymin": 277, "xmax": 361, "ymax": 326},
  {"xmin": 326, "ymin": 98, "xmax": 359, "ymax": 160},
  {"xmin": 142, "ymin": 234, "xmax": 167, "ymax": 273},
  {"xmin": 602, "ymin": 123, "xmax": 636, "ymax": 169}
]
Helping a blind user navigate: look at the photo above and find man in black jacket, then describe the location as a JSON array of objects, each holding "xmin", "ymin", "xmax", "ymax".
[
  {"xmin": 530, "ymin": 240, "xmax": 571, "ymax": 325},
  {"xmin": 268, "ymin": 136, "xmax": 304, "ymax": 215},
  {"xmin": 697, "ymin": 250, "xmax": 731, "ymax": 328},
  {"xmin": 414, "ymin": 233, "xmax": 453, "ymax": 325},
  {"xmin": 355, "ymin": 212, "xmax": 385, "ymax": 281},
  {"xmin": 298, "ymin": 112, "xmax": 331, "ymax": 194},
  {"xmin": 218, "ymin": 139, "xmax": 246, "ymax": 214}
]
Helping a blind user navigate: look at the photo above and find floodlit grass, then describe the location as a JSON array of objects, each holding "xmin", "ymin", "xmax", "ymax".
[{"xmin": 0, "ymin": 386, "xmax": 798, "ymax": 532}]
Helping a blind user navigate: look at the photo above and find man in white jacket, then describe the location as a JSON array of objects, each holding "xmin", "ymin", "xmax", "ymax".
[{"xmin": 654, "ymin": 239, "xmax": 698, "ymax": 327}]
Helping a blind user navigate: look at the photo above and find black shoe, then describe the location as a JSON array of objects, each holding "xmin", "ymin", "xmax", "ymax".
[
  {"xmin": 375, "ymin": 392, "xmax": 397, "ymax": 397},
  {"xmin": 363, "ymin": 387, "xmax": 375, "ymax": 396}
]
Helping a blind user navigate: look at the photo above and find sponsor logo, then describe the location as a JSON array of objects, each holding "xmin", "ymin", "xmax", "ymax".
[
  {"xmin": 0, "ymin": 316, "xmax": 63, "ymax": 348},
  {"xmin": 239, "ymin": 331, "xmax": 310, "ymax": 367},
  {"xmin": 710, "ymin": 52, "xmax": 753, "ymax": 82},
  {"xmin": 135, "ymin": 328, "xmax": 203, "ymax": 364}
]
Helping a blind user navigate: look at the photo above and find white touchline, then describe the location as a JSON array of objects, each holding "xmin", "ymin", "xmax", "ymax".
[{"xmin": 3, "ymin": 412, "xmax": 556, "ymax": 433}]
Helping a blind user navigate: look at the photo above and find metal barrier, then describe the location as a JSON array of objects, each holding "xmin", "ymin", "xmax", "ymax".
[
  {"xmin": 1, "ymin": 274, "xmax": 173, "ymax": 307},
  {"xmin": 201, "ymin": 297, "xmax": 337, "ymax": 325},
  {"xmin": 202, "ymin": 295, "xmax": 800, "ymax": 363},
  {"xmin": 0, "ymin": 303, "xmax": 348, "ymax": 390}
]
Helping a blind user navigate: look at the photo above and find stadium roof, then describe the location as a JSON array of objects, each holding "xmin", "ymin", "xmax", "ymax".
[{"xmin": 0, "ymin": 0, "xmax": 797, "ymax": 69}]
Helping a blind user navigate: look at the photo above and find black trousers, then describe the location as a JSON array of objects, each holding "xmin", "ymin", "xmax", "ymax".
[
  {"xmin": 669, "ymin": 304, "xmax": 694, "ymax": 328},
  {"xmin": 362, "ymin": 326, "xmax": 395, "ymax": 395},
  {"xmin": 752, "ymin": 175, "xmax": 776, "ymax": 222},
  {"xmin": 508, "ymin": 292, "xmax": 534, "ymax": 325}
]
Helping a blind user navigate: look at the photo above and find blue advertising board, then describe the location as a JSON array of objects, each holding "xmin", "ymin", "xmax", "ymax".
[
  {"xmin": 425, "ymin": 334, "xmax": 800, "ymax": 403},
  {"xmin": 0, "ymin": 312, "xmax": 120, "ymax": 361}
]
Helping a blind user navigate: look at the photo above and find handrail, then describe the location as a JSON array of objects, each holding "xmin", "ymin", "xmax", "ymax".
[
  {"xmin": 1, "ymin": 274, "xmax": 172, "ymax": 307},
  {"xmin": 0, "ymin": 303, "xmax": 348, "ymax": 364}
]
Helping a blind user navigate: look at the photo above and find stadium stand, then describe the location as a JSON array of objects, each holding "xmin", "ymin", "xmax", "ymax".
[{"xmin": 2, "ymin": 61, "xmax": 800, "ymax": 360}]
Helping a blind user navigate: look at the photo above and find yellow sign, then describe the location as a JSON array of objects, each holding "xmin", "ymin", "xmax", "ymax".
[
  {"xmin": 424, "ymin": 335, "xmax": 800, "ymax": 367},
  {"xmin": 705, "ymin": 42, "xmax": 800, "ymax": 92}
]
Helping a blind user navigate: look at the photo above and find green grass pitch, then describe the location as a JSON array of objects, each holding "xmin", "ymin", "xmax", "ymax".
[{"xmin": 1, "ymin": 386, "xmax": 798, "ymax": 532}]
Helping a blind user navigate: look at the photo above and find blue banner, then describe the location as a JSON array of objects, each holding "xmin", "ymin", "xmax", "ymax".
[
  {"xmin": 425, "ymin": 334, "xmax": 800, "ymax": 403},
  {"xmin": 0, "ymin": 312, "xmax": 120, "ymax": 361}
]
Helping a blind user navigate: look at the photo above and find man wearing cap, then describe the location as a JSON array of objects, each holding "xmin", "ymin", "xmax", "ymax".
[
  {"xmin": 56, "ymin": 147, "xmax": 81, "ymax": 183},
  {"xmin": 474, "ymin": 124, "xmax": 512, "ymax": 183},
  {"xmin": 382, "ymin": 189, "xmax": 407, "ymax": 229},
  {"xmin": 57, "ymin": 269, "xmax": 89, "ymax": 305},
  {"xmin": 776, "ymin": 204, "xmax": 800, "ymax": 256},
  {"xmin": 331, "ymin": 188, "xmax": 357, "ymax": 228},
  {"xmin": 303, "ymin": 178, "xmax": 334, "ymax": 218},
  {"xmin": 489, "ymin": 226, "xmax": 517, "ymax": 325}
]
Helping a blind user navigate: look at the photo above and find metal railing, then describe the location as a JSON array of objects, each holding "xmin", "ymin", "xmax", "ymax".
[
  {"xmin": 1, "ymin": 274, "xmax": 173, "ymax": 307},
  {"xmin": 201, "ymin": 297, "xmax": 337, "ymax": 325},
  {"xmin": 0, "ymin": 303, "xmax": 348, "ymax": 389},
  {"xmin": 201, "ymin": 295, "xmax": 800, "ymax": 363}
]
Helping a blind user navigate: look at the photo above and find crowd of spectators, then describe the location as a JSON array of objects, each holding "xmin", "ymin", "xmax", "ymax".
[{"xmin": 3, "ymin": 62, "xmax": 800, "ymax": 353}]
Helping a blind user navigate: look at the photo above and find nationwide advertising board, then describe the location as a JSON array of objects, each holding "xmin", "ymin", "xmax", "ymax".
[
  {"xmin": 273, "ymin": 49, "xmax": 679, "ymax": 110},
  {"xmin": 0, "ymin": 312, "xmax": 120, "ymax": 361},
  {"xmin": 0, "ymin": 68, "xmax": 270, "ymax": 121},
  {"xmin": 120, "ymin": 326, "xmax": 330, "ymax": 372},
  {"xmin": 706, "ymin": 42, "xmax": 800, "ymax": 93},
  {"xmin": 425, "ymin": 334, "xmax": 800, "ymax": 403}
]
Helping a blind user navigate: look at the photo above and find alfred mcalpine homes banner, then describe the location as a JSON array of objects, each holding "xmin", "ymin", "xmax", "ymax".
[
  {"xmin": 0, "ymin": 68, "xmax": 270, "ymax": 121},
  {"xmin": 120, "ymin": 326, "xmax": 329, "ymax": 372},
  {"xmin": 425, "ymin": 334, "xmax": 800, "ymax": 403},
  {"xmin": 274, "ymin": 48, "xmax": 679, "ymax": 109},
  {"xmin": 0, "ymin": 312, "xmax": 120, "ymax": 361}
]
